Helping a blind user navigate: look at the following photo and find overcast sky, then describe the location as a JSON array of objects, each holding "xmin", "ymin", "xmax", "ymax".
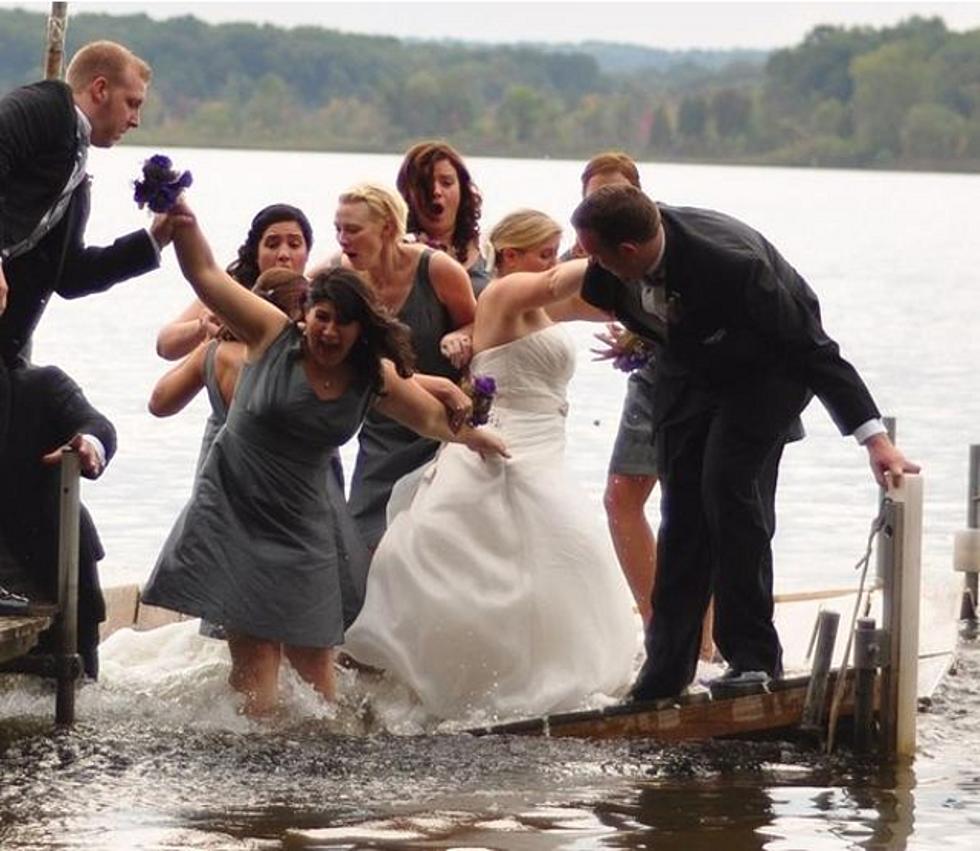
[{"xmin": 6, "ymin": 1, "xmax": 980, "ymax": 50}]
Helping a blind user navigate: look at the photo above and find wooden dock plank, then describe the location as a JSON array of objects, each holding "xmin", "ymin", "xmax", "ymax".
[
  {"xmin": 0, "ymin": 611, "xmax": 54, "ymax": 666},
  {"xmin": 471, "ymin": 674, "xmax": 862, "ymax": 741}
]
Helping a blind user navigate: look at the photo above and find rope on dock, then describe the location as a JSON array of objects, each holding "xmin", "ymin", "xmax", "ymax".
[{"xmin": 825, "ymin": 499, "xmax": 889, "ymax": 753}]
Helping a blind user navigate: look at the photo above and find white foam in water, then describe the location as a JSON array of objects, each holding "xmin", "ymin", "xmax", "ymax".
[{"xmin": 287, "ymin": 802, "xmax": 620, "ymax": 848}]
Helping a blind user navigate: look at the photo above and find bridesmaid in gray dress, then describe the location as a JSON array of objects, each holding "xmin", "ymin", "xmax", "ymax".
[
  {"xmin": 142, "ymin": 200, "xmax": 508, "ymax": 717},
  {"xmin": 396, "ymin": 140, "xmax": 491, "ymax": 295},
  {"xmin": 335, "ymin": 183, "xmax": 477, "ymax": 550},
  {"xmin": 148, "ymin": 268, "xmax": 319, "ymax": 639}
]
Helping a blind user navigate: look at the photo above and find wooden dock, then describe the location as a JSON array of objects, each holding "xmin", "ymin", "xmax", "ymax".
[
  {"xmin": 470, "ymin": 672, "xmax": 859, "ymax": 741},
  {"xmin": 0, "ymin": 452, "xmax": 83, "ymax": 724},
  {"xmin": 0, "ymin": 608, "xmax": 54, "ymax": 666}
]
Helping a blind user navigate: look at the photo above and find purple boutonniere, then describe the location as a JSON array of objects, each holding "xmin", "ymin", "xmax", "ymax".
[
  {"xmin": 133, "ymin": 154, "xmax": 193, "ymax": 213},
  {"xmin": 463, "ymin": 373, "xmax": 497, "ymax": 426}
]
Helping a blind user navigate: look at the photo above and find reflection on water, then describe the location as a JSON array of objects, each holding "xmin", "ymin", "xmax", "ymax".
[{"xmin": 0, "ymin": 636, "xmax": 977, "ymax": 849}]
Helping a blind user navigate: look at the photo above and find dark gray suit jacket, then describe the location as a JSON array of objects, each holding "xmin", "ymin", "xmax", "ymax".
[
  {"xmin": 0, "ymin": 80, "xmax": 159, "ymax": 364},
  {"xmin": 582, "ymin": 204, "xmax": 880, "ymax": 440}
]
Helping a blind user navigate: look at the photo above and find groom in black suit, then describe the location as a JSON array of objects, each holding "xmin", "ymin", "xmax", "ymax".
[
  {"xmin": 554, "ymin": 184, "xmax": 918, "ymax": 701},
  {"xmin": 0, "ymin": 39, "xmax": 169, "ymax": 372},
  {"xmin": 0, "ymin": 363, "xmax": 117, "ymax": 679}
]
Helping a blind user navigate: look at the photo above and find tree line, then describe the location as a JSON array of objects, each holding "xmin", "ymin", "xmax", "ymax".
[{"xmin": 1, "ymin": 9, "xmax": 978, "ymax": 171}]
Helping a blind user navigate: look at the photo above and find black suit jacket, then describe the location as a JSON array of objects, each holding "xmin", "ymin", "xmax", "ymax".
[
  {"xmin": 0, "ymin": 80, "xmax": 159, "ymax": 364},
  {"xmin": 0, "ymin": 364, "xmax": 116, "ymax": 622},
  {"xmin": 582, "ymin": 204, "xmax": 880, "ymax": 439}
]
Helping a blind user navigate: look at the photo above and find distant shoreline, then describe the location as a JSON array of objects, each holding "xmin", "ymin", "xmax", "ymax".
[{"xmin": 119, "ymin": 137, "xmax": 980, "ymax": 177}]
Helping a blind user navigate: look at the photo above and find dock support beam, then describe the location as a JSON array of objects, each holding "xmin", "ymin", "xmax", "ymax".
[
  {"xmin": 953, "ymin": 444, "xmax": 980, "ymax": 624},
  {"xmin": 852, "ymin": 617, "xmax": 881, "ymax": 753},
  {"xmin": 55, "ymin": 450, "xmax": 81, "ymax": 726},
  {"xmin": 801, "ymin": 610, "xmax": 839, "ymax": 734}
]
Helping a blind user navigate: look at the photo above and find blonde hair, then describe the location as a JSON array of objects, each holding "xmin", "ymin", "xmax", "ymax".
[
  {"xmin": 338, "ymin": 183, "xmax": 408, "ymax": 243},
  {"xmin": 488, "ymin": 209, "xmax": 562, "ymax": 275},
  {"xmin": 66, "ymin": 40, "xmax": 151, "ymax": 91}
]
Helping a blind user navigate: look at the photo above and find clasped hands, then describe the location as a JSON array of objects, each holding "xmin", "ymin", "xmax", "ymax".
[
  {"xmin": 425, "ymin": 376, "xmax": 472, "ymax": 433},
  {"xmin": 439, "ymin": 329, "xmax": 472, "ymax": 370}
]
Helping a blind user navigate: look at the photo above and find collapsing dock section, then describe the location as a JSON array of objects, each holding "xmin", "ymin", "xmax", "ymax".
[{"xmin": 471, "ymin": 671, "xmax": 864, "ymax": 740}]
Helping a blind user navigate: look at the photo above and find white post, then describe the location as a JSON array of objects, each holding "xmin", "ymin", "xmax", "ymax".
[{"xmin": 883, "ymin": 474, "xmax": 922, "ymax": 758}]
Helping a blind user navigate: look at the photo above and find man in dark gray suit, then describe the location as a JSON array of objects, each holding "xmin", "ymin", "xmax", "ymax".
[
  {"xmin": 0, "ymin": 362, "xmax": 116, "ymax": 678},
  {"xmin": 546, "ymin": 184, "xmax": 918, "ymax": 701},
  {"xmin": 0, "ymin": 39, "xmax": 170, "ymax": 368}
]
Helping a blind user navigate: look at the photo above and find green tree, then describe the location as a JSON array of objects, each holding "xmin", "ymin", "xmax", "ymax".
[
  {"xmin": 764, "ymin": 24, "xmax": 880, "ymax": 111},
  {"xmin": 809, "ymin": 98, "xmax": 851, "ymax": 137},
  {"xmin": 711, "ymin": 88, "xmax": 753, "ymax": 137},
  {"xmin": 498, "ymin": 85, "xmax": 551, "ymax": 143},
  {"xmin": 932, "ymin": 30, "xmax": 980, "ymax": 116},
  {"xmin": 648, "ymin": 103, "xmax": 673, "ymax": 150},
  {"xmin": 851, "ymin": 42, "xmax": 933, "ymax": 156},
  {"xmin": 677, "ymin": 94, "xmax": 708, "ymax": 139},
  {"xmin": 241, "ymin": 74, "xmax": 300, "ymax": 139},
  {"xmin": 901, "ymin": 102, "xmax": 967, "ymax": 159}
]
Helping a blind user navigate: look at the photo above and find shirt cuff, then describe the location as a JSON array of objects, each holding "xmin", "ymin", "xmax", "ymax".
[
  {"xmin": 853, "ymin": 419, "xmax": 887, "ymax": 445},
  {"xmin": 145, "ymin": 227, "xmax": 162, "ymax": 260},
  {"xmin": 81, "ymin": 434, "xmax": 107, "ymax": 468}
]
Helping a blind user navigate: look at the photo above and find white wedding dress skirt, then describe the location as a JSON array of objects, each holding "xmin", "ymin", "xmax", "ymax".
[{"xmin": 343, "ymin": 325, "xmax": 642, "ymax": 721}]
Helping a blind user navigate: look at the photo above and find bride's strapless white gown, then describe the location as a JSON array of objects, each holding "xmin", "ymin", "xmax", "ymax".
[{"xmin": 343, "ymin": 324, "xmax": 642, "ymax": 721}]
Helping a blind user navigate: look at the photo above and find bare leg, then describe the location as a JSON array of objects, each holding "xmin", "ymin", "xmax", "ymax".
[
  {"xmin": 227, "ymin": 632, "xmax": 282, "ymax": 717},
  {"xmin": 701, "ymin": 599, "xmax": 717, "ymax": 662},
  {"xmin": 604, "ymin": 473, "xmax": 657, "ymax": 623},
  {"xmin": 284, "ymin": 645, "xmax": 336, "ymax": 702},
  {"xmin": 604, "ymin": 473, "xmax": 716, "ymax": 660}
]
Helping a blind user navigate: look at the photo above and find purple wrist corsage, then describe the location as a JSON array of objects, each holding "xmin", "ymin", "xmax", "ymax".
[
  {"xmin": 133, "ymin": 154, "xmax": 193, "ymax": 213},
  {"xmin": 463, "ymin": 374, "xmax": 497, "ymax": 426}
]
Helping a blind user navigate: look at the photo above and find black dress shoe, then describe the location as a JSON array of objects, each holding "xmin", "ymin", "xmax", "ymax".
[
  {"xmin": 706, "ymin": 668, "xmax": 770, "ymax": 698},
  {"xmin": 0, "ymin": 584, "xmax": 30, "ymax": 615},
  {"xmin": 627, "ymin": 679, "xmax": 679, "ymax": 705}
]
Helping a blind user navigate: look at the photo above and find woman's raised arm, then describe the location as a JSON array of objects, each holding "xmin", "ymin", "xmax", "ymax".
[{"xmin": 168, "ymin": 201, "xmax": 287, "ymax": 355}]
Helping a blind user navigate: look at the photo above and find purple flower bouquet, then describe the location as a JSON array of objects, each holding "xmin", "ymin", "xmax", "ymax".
[
  {"xmin": 133, "ymin": 154, "xmax": 193, "ymax": 213},
  {"xmin": 463, "ymin": 373, "xmax": 497, "ymax": 426}
]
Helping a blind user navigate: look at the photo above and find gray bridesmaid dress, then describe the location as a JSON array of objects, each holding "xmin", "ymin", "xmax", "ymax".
[
  {"xmin": 143, "ymin": 324, "xmax": 371, "ymax": 647},
  {"xmin": 347, "ymin": 249, "xmax": 460, "ymax": 549}
]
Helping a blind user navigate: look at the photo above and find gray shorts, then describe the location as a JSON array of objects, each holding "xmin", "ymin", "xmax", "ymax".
[{"xmin": 608, "ymin": 367, "xmax": 658, "ymax": 478}]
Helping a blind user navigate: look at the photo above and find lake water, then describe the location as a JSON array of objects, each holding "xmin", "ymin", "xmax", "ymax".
[{"xmin": 2, "ymin": 148, "xmax": 980, "ymax": 848}]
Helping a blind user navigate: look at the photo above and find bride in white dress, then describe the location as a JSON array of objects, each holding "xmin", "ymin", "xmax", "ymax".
[{"xmin": 343, "ymin": 210, "xmax": 642, "ymax": 721}]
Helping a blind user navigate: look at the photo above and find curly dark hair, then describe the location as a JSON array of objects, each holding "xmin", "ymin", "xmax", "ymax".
[
  {"xmin": 226, "ymin": 204, "xmax": 314, "ymax": 288},
  {"xmin": 396, "ymin": 140, "xmax": 481, "ymax": 264},
  {"xmin": 306, "ymin": 267, "xmax": 416, "ymax": 395}
]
